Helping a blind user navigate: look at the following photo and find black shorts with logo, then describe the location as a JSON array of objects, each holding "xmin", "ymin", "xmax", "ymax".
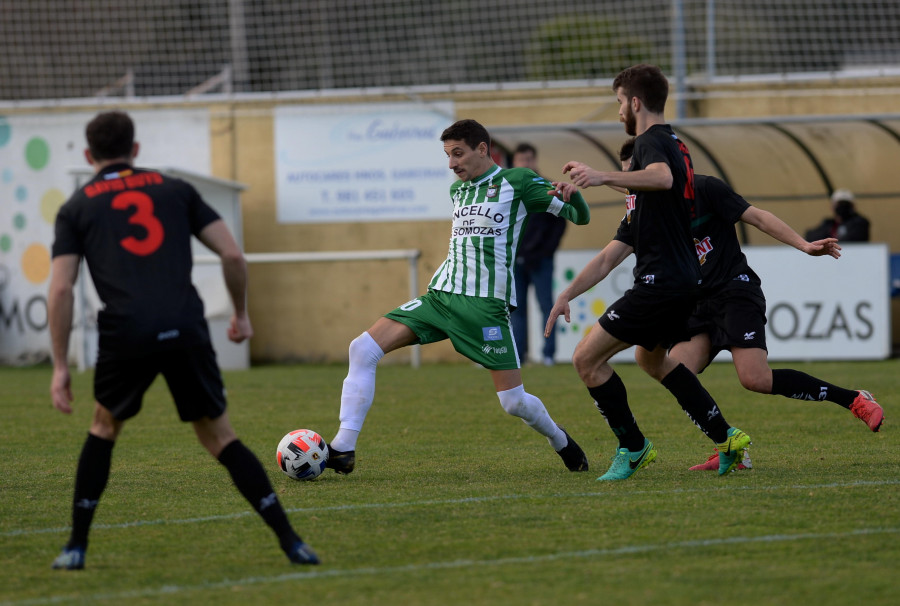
[
  {"xmin": 94, "ymin": 342, "xmax": 227, "ymax": 422},
  {"xmin": 597, "ymin": 285, "xmax": 698, "ymax": 351},
  {"xmin": 684, "ymin": 280, "xmax": 768, "ymax": 361}
]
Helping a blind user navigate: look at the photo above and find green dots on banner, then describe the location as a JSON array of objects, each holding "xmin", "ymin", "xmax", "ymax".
[
  {"xmin": 0, "ymin": 234, "xmax": 11, "ymax": 253},
  {"xmin": 13, "ymin": 213, "xmax": 26, "ymax": 230},
  {"xmin": 564, "ymin": 268, "xmax": 575, "ymax": 281},
  {"xmin": 16, "ymin": 185, "xmax": 28, "ymax": 202},
  {"xmin": 25, "ymin": 137, "xmax": 50, "ymax": 170},
  {"xmin": 0, "ymin": 117, "xmax": 10, "ymax": 147}
]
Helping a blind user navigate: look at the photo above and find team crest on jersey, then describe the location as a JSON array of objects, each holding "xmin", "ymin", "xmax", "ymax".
[
  {"xmin": 694, "ymin": 236, "xmax": 713, "ymax": 265},
  {"xmin": 486, "ymin": 184, "xmax": 500, "ymax": 198}
]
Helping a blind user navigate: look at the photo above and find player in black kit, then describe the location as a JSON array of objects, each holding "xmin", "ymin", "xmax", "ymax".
[
  {"xmin": 547, "ymin": 64, "xmax": 751, "ymax": 480},
  {"xmin": 48, "ymin": 111, "xmax": 318, "ymax": 569},
  {"xmin": 616, "ymin": 141, "xmax": 885, "ymax": 469}
]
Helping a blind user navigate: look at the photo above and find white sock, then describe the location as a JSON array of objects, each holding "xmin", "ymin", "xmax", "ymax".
[
  {"xmin": 497, "ymin": 385, "xmax": 567, "ymax": 450},
  {"xmin": 330, "ymin": 332, "xmax": 384, "ymax": 452}
]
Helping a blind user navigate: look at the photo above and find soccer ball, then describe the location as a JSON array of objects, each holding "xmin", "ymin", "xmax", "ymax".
[{"xmin": 276, "ymin": 429, "xmax": 329, "ymax": 480}]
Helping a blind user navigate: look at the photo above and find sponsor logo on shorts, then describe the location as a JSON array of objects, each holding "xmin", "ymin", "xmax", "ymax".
[
  {"xmin": 482, "ymin": 344, "xmax": 509, "ymax": 355},
  {"xmin": 734, "ymin": 274, "xmax": 750, "ymax": 282},
  {"xmin": 482, "ymin": 326, "xmax": 503, "ymax": 341},
  {"xmin": 743, "ymin": 331, "xmax": 756, "ymax": 340},
  {"xmin": 606, "ymin": 309, "xmax": 620, "ymax": 321},
  {"xmin": 641, "ymin": 274, "xmax": 655, "ymax": 284},
  {"xmin": 157, "ymin": 329, "xmax": 180, "ymax": 341}
]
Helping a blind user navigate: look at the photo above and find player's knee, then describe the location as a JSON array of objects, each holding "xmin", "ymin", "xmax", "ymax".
[
  {"xmin": 348, "ymin": 332, "xmax": 382, "ymax": 368},
  {"xmin": 497, "ymin": 387, "xmax": 528, "ymax": 418},
  {"xmin": 738, "ymin": 371, "xmax": 771, "ymax": 394},
  {"xmin": 571, "ymin": 349, "xmax": 596, "ymax": 383}
]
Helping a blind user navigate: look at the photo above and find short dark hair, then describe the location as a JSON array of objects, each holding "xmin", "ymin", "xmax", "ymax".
[
  {"xmin": 612, "ymin": 64, "xmax": 668, "ymax": 114},
  {"xmin": 441, "ymin": 119, "xmax": 490, "ymax": 153},
  {"xmin": 86, "ymin": 111, "xmax": 135, "ymax": 161},
  {"xmin": 513, "ymin": 142, "xmax": 537, "ymax": 157},
  {"xmin": 618, "ymin": 138, "xmax": 636, "ymax": 162}
]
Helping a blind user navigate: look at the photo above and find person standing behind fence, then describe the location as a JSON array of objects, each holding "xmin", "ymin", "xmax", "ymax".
[
  {"xmin": 510, "ymin": 143, "xmax": 568, "ymax": 366},
  {"xmin": 48, "ymin": 111, "xmax": 318, "ymax": 570},
  {"xmin": 804, "ymin": 189, "xmax": 870, "ymax": 242}
]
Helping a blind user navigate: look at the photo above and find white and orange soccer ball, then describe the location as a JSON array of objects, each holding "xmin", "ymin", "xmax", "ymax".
[{"xmin": 276, "ymin": 429, "xmax": 329, "ymax": 480}]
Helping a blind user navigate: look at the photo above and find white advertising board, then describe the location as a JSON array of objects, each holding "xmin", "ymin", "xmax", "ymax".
[
  {"xmin": 275, "ymin": 102, "xmax": 455, "ymax": 223},
  {"xmin": 526, "ymin": 244, "xmax": 890, "ymax": 364}
]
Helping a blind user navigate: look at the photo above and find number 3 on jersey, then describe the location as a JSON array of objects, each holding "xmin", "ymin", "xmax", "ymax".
[{"xmin": 111, "ymin": 191, "xmax": 165, "ymax": 256}]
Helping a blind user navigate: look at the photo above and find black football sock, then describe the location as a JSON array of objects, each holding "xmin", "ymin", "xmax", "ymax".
[
  {"xmin": 661, "ymin": 363, "xmax": 729, "ymax": 443},
  {"xmin": 587, "ymin": 371, "xmax": 645, "ymax": 451},
  {"xmin": 218, "ymin": 440, "xmax": 301, "ymax": 551},
  {"xmin": 770, "ymin": 369, "xmax": 857, "ymax": 409},
  {"xmin": 67, "ymin": 433, "xmax": 115, "ymax": 550}
]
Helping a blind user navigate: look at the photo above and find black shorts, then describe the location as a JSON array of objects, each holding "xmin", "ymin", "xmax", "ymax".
[
  {"xmin": 685, "ymin": 281, "xmax": 768, "ymax": 361},
  {"xmin": 94, "ymin": 342, "xmax": 227, "ymax": 422},
  {"xmin": 597, "ymin": 286, "xmax": 698, "ymax": 350}
]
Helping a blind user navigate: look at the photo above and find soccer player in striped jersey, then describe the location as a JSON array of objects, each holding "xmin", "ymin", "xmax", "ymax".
[{"xmin": 326, "ymin": 119, "xmax": 592, "ymax": 475}]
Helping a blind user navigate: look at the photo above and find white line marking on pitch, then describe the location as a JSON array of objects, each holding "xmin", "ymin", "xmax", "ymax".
[
  {"xmin": 3, "ymin": 479, "xmax": 897, "ymax": 538},
  {"xmin": 2, "ymin": 527, "xmax": 897, "ymax": 606}
]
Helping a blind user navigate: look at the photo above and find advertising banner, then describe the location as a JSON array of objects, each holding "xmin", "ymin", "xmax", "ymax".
[
  {"xmin": 526, "ymin": 244, "xmax": 890, "ymax": 364},
  {"xmin": 275, "ymin": 102, "xmax": 455, "ymax": 223},
  {"xmin": 0, "ymin": 109, "xmax": 210, "ymax": 364}
]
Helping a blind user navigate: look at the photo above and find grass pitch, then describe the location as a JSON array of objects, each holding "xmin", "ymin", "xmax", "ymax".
[{"xmin": 1, "ymin": 360, "xmax": 898, "ymax": 605}]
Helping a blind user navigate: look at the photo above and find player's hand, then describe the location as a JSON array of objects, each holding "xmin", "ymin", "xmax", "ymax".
[
  {"xmin": 805, "ymin": 237, "xmax": 841, "ymax": 259},
  {"xmin": 562, "ymin": 161, "xmax": 604, "ymax": 188},
  {"xmin": 51, "ymin": 366, "xmax": 74, "ymax": 414},
  {"xmin": 549, "ymin": 181, "xmax": 579, "ymax": 202},
  {"xmin": 544, "ymin": 297, "xmax": 571, "ymax": 338},
  {"xmin": 228, "ymin": 312, "xmax": 254, "ymax": 343}
]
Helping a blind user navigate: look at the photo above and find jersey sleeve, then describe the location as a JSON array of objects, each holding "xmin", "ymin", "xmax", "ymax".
[
  {"xmin": 517, "ymin": 169, "xmax": 590, "ymax": 225},
  {"xmin": 702, "ymin": 176, "xmax": 750, "ymax": 223},
  {"xmin": 613, "ymin": 215, "xmax": 634, "ymax": 247},
  {"xmin": 184, "ymin": 181, "xmax": 222, "ymax": 235},
  {"xmin": 51, "ymin": 198, "xmax": 84, "ymax": 258}
]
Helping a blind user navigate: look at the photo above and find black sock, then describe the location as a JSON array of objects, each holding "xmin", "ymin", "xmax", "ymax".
[
  {"xmin": 661, "ymin": 364, "xmax": 729, "ymax": 443},
  {"xmin": 67, "ymin": 433, "xmax": 115, "ymax": 550},
  {"xmin": 771, "ymin": 369, "xmax": 857, "ymax": 409},
  {"xmin": 587, "ymin": 372, "xmax": 645, "ymax": 451},
  {"xmin": 218, "ymin": 440, "xmax": 300, "ymax": 551}
]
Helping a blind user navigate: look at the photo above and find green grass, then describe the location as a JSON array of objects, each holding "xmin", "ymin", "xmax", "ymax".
[{"xmin": 2, "ymin": 360, "xmax": 898, "ymax": 605}]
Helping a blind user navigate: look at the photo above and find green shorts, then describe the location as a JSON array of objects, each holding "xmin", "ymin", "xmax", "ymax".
[{"xmin": 385, "ymin": 290, "xmax": 520, "ymax": 370}]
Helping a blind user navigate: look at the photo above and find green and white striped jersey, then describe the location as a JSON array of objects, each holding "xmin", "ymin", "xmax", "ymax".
[{"xmin": 428, "ymin": 165, "xmax": 590, "ymax": 307}]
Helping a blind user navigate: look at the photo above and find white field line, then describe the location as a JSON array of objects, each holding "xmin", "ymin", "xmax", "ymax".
[
  {"xmin": 2, "ymin": 527, "xmax": 898, "ymax": 606},
  {"xmin": 3, "ymin": 479, "xmax": 897, "ymax": 538}
]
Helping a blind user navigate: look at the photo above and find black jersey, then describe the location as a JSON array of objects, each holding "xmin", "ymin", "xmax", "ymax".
[
  {"xmin": 613, "ymin": 124, "xmax": 700, "ymax": 292},
  {"xmin": 691, "ymin": 175, "xmax": 761, "ymax": 292},
  {"xmin": 52, "ymin": 164, "xmax": 221, "ymax": 354}
]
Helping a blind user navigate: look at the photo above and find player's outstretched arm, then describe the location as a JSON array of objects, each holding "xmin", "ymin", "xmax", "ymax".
[
  {"xmin": 48, "ymin": 255, "xmax": 80, "ymax": 414},
  {"xmin": 198, "ymin": 219, "xmax": 254, "ymax": 342},
  {"xmin": 544, "ymin": 240, "xmax": 633, "ymax": 337},
  {"xmin": 741, "ymin": 206, "xmax": 841, "ymax": 259}
]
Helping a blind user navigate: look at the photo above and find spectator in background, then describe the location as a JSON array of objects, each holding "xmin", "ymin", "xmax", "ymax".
[
  {"xmin": 805, "ymin": 189, "xmax": 870, "ymax": 242},
  {"xmin": 510, "ymin": 143, "xmax": 567, "ymax": 366}
]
